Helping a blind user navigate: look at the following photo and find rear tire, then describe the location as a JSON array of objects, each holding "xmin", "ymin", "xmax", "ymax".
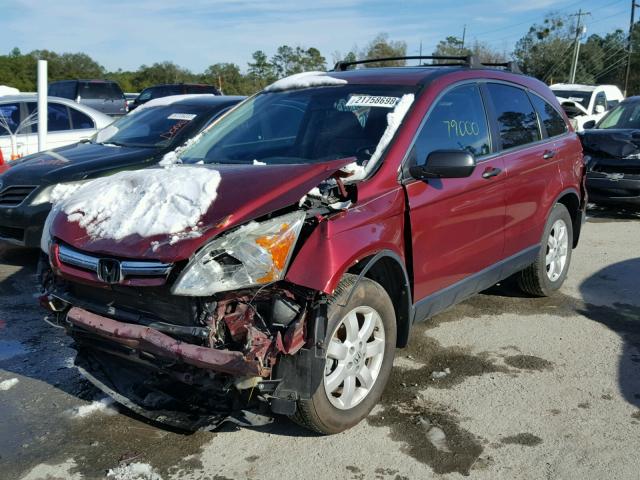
[
  {"xmin": 292, "ymin": 274, "xmax": 396, "ymax": 434},
  {"xmin": 518, "ymin": 203, "xmax": 573, "ymax": 297}
]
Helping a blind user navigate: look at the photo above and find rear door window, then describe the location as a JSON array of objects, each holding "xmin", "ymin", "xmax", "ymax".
[
  {"xmin": 0, "ymin": 103, "xmax": 21, "ymax": 135},
  {"xmin": 413, "ymin": 83, "xmax": 492, "ymax": 165},
  {"xmin": 529, "ymin": 94, "xmax": 568, "ymax": 138},
  {"xmin": 51, "ymin": 81, "xmax": 77, "ymax": 99},
  {"xmin": 27, "ymin": 103, "xmax": 72, "ymax": 132},
  {"xmin": 486, "ymin": 83, "xmax": 541, "ymax": 150}
]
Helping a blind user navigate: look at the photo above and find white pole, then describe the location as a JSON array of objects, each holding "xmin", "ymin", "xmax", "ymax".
[{"xmin": 37, "ymin": 60, "xmax": 48, "ymax": 151}]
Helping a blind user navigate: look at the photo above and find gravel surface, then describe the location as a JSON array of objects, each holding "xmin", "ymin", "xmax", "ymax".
[{"xmin": 1, "ymin": 207, "xmax": 639, "ymax": 480}]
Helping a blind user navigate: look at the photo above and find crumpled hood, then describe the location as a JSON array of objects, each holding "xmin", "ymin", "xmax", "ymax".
[
  {"xmin": 2, "ymin": 142, "xmax": 160, "ymax": 186},
  {"xmin": 557, "ymin": 96, "xmax": 590, "ymax": 116},
  {"xmin": 49, "ymin": 158, "xmax": 353, "ymax": 262},
  {"xmin": 579, "ymin": 129, "xmax": 640, "ymax": 159}
]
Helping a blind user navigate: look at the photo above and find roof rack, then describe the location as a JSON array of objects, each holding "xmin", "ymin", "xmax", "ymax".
[
  {"xmin": 481, "ymin": 61, "xmax": 522, "ymax": 74},
  {"xmin": 333, "ymin": 55, "xmax": 481, "ymax": 71},
  {"xmin": 332, "ymin": 55, "xmax": 521, "ymax": 73}
]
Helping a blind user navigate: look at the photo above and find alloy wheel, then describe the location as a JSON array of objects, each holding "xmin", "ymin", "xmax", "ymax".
[
  {"xmin": 323, "ymin": 306, "xmax": 386, "ymax": 410},
  {"xmin": 546, "ymin": 219, "xmax": 569, "ymax": 282}
]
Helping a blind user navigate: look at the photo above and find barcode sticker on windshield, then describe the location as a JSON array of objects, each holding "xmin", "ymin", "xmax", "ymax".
[
  {"xmin": 168, "ymin": 113, "xmax": 197, "ymax": 121},
  {"xmin": 346, "ymin": 95, "xmax": 400, "ymax": 108}
]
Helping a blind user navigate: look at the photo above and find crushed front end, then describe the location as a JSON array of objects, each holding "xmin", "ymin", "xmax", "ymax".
[
  {"xmin": 39, "ymin": 199, "xmax": 351, "ymax": 431},
  {"xmin": 581, "ymin": 130, "xmax": 640, "ymax": 208}
]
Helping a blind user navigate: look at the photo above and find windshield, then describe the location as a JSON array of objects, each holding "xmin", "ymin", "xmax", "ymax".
[
  {"xmin": 552, "ymin": 90, "xmax": 593, "ymax": 106},
  {"xmin": 597, "ymin": 102, "xmax": 640, "ymax": 129},
  {"xmin": 93, "ymin": 104, "xmax": 209, "ymax": 148},
  {"xmin": 179, "ymin": 85, "xmax": 417, "ymax": 165}
]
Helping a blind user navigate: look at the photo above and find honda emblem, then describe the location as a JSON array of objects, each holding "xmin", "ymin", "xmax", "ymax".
[{"xmin": 97, "ymin": 258, "xmax": 122, "ymax": 284}]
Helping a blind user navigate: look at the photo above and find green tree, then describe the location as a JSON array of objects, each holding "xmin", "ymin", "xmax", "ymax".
[
  {"xmin": 203, "ymin": 62, "xmax": 249, "ymax": 95},
  {"xmin": 513, "ymin": 15, "xmax": 575, "ymax": 84},
  {"xmin": 247, "ymin": 50, "xmax": 276, "ymax": 89},
  {"xmin": 361, "ymin": 33, "xmax": 407, "ymax": 67}
]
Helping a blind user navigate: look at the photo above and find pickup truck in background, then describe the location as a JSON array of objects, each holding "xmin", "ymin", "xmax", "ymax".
[{"xmin": 551, "ymin": 83, "xmax": 624, "ymax": 132}]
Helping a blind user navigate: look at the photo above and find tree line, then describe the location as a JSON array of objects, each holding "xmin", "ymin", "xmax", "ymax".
[{"xmin": 2, "ymin": 17, "xmax": 640, "ymax": 95}]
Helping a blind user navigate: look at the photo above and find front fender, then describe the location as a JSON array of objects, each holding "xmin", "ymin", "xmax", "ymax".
[{"xmin": 286, "ymin": 189, "xmax": 406, "ymax": 294}]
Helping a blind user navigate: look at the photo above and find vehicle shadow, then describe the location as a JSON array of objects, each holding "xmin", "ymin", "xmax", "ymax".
[{"xmin": 578, "ymin": 257, "xmax": 640, "ymax": 410}]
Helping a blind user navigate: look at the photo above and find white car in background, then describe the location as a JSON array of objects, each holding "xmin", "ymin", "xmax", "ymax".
[
  {"xmin": 0, "ymin": 95, "xmax": 112, "ymax": 161},
  {"xmin": 550, "ymin": 84, "xmax": 624, "ymax": 131}
]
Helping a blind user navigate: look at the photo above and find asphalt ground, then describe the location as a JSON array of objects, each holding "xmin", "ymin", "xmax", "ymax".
[{"xmin": 0, "ymin": 205, "xmax": 639, "ymax": 480}]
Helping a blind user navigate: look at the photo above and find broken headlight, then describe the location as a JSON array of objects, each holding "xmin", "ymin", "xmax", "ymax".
[{"xmin": 171, "ymin": 211, "xmax": 305, "ymax": 296}]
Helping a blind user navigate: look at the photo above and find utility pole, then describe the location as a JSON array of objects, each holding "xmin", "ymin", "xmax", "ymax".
[
  {"xmin": 624, "ymin": 1, "xmax": 639, "ymax": 96},
  {"xmin": 569, "ymin": 10, "xmax": 590, "ymax": 84},
  {"xmin": 460, "ymin": 25, "xmax": 467, "ymax": 53}
]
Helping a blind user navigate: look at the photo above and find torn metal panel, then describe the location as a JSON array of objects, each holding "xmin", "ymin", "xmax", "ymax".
[{"xmin": 66, "ymin": 306, "xmax": 269, "ymax": 377}]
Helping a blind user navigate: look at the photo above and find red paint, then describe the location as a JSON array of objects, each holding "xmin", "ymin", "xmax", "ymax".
[
  {"xmin": 66, "ymin": 307, "xmax": 268, "ymax": 376},
  {"xmin": 51, "ymin": 158, "xmax": 354, "ymax": 263},
  {"xmin": 50, "ymin": 67, "xmax": 585, "ymax": 321}
]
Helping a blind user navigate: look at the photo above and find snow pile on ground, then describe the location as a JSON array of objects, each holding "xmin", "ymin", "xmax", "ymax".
[
  {"xmin": 106, "ymin": 462, "xmax": 163, "ymax": 480},
  {"xmin": 71, "ymin": 397, "xmax": 116, "ymax": 418},
  {"xmin": 53, "ymin": 166, "xmax": 221, "ymax": 241},
  {"xmin": 265, "ymin": 71, "xmax": 347, "ymax": 92},
  {"xmin": 344, "ymin": 94, "xmax": 415, "ymax": 183},
  {"xmin": 0, "ymin": 378, "xmax": 19, "ymax": 391}
]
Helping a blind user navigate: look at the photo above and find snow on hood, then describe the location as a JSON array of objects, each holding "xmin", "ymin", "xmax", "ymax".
[
  {"xmin": 342, "ymin": 94, "xmax": 415, "ymax": 182},
  {"xmin": 51, "ymin": 166, "xmax": 221, "ymax": 242},
  {"xmin": 264, "ymin": 71, "xmax": 347, "ymax": 92}
]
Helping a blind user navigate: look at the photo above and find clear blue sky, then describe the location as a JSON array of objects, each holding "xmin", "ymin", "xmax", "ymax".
[{"xmin": 0, "ymin": 0, "xmax": 633, "ymax": 72}]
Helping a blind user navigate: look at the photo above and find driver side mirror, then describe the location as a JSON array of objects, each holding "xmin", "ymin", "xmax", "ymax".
[
  {"xmin": 583, "ymin": 120, "xmax": 596, "ymax": 129},
  {"xmin": 409, "ymin": 150, "xmax": 476, "ymax": 179}
]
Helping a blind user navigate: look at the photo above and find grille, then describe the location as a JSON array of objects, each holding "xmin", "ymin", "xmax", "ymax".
[
  {"xmin": 593, "ymin": 164, "xmax": 640, "ymax": 175},
  {"xmin": 0, "ymin": 225, "xmax": 24, "ymax": 241},
  {"xmin": 0, "ymin": 186, "xmax": 37, "ymax": 207}
]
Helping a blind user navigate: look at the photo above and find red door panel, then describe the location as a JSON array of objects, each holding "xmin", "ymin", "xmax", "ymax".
[
  {"xmin": 501, "ymin": 142, "xmax": 561, "ymax": 257},
  {"xmin": 406, "ymin": 159, "xmax": 506, "ymax": 300}
]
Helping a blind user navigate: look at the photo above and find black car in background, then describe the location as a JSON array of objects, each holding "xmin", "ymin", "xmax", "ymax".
[
  {"xmin": 580, "ymin": 96, "xmax": 640, "ymax": 209},
  {"xmin": 131, "ymin": 83, "xmax": 221, "ymax": 110},
  {"xmin": 0, "ymin": 95, "xmax": 243, "ymax": 247},
  {"xmin": 49, "ymin": 80, "xmax": 128, "ymax": 117}
]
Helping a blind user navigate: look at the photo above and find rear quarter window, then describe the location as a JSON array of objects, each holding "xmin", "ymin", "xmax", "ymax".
[
  {"xmin": 69, "ymin": 107, "xmax": 95, "ymax": 129},
  {"xmin": 529, "ymin": 94, "xmax": 568, "ymax": 138},
  {"xmin": 486, "ymin": 83, "xmax": 541, "ymax": 150}
]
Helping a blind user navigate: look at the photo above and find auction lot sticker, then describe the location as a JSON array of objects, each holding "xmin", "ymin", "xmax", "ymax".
[
  {"xmin": 168, "ymin": 113, "xmax": 197, "ymax": 121},
  {"xmin": 346, "ymin": 95, "xmax": 399, "ymax": 108}
]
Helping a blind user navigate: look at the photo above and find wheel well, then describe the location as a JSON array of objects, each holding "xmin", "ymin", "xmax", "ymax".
[
  {"xmin": 348, "ymin": 255, "xmax": 412, "ymax": 348},
  {"xmin": 556, "ymin": 192, "xmax": 581, "ymax": 248}
]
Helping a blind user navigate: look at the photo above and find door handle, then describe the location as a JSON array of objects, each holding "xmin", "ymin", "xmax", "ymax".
[
  {"xmin": 482, "ymin": 167, "xmax": 502, "ymax": 179},
  {"xmin": 543, "ymin": 150, "xmax": 557, "ymax": 160}
]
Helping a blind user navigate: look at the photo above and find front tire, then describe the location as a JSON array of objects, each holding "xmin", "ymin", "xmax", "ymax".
[
  {"xmin": 292, "ymin": 274, "xmax": 396, "ymax": 434},
  {"xmin": 518, "ymin": 203, "xmax": 573, "ymax": 297}
]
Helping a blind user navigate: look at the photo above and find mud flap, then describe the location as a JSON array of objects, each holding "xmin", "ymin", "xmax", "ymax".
[{"xmin": 271, "ymin": 302, "xmax": 327, "ymax": 411}]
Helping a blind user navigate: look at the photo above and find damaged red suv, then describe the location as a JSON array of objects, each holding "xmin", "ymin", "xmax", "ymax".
[{"xmin": 40, "ymin": 57, "xmax": 586, "ymax": 434}]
